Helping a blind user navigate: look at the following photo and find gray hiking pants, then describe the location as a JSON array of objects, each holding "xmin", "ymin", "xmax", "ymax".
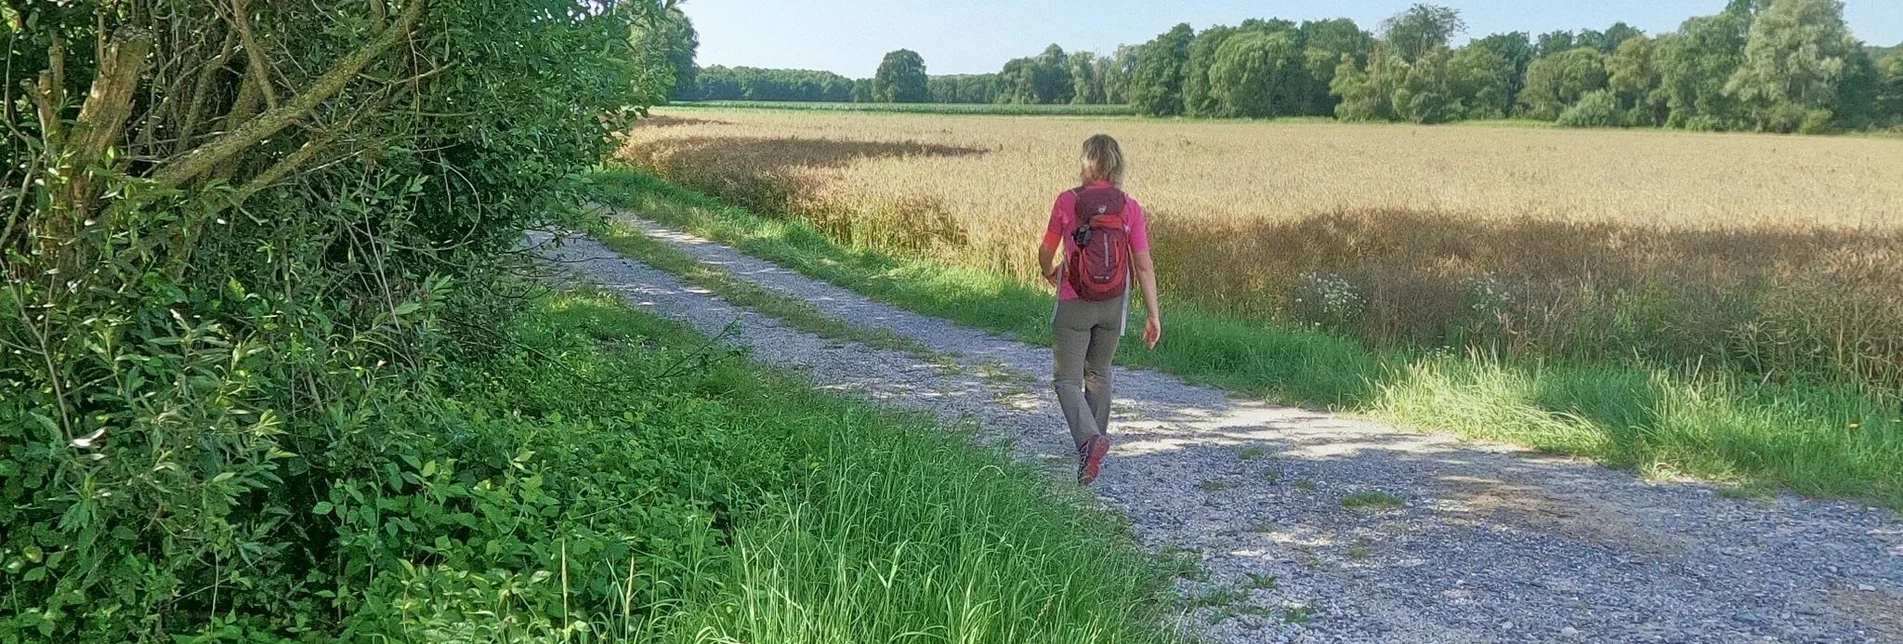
[{"xmin": 1052, "ymin": 295, "xmax": 1125, "ymax": 449}]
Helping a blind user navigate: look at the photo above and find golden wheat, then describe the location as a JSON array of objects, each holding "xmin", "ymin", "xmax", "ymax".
[{"xmin": 619, "ymin": 108, "xmax": 1903, "ymax": 392}]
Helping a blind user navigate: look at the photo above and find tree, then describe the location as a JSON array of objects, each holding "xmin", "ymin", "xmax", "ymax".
[
  {"xmin": 1301, "ymin": 18, "xmax": 1376, "ymax": 115},
  {"xmin": 1467, "ymin": 32, "xmax": 1535, "ymax": 115},
  {"xmin": 685, "ymin": 66, "xmax": 855, "ymax": 101},
  {"xmin": 873, "ymin": 49, "xmax": 930, "ymax": 103},
  {"xmin": 1103, "ymin": 45, "xmax": 1141, "ymax": 104},
  {"xmin": 1381, "ymin": 4, "xmax": 1467, "ymax": 63},
  {"xmin": 1031, "ymin": 45, "xmax": 1077, "ymax": 104},
  {"xmin": 1209, "ymin": 29, "xmax": 1308, "ymax": 117},
  {"xmin": 1830, "ymin": 50, "xmax": 1883, "ymax": 128},
  {"xmin": 1602, "ymin": 22, "xmax": 1647, "ymax": 51},
  {"xmin": 1657, "ymin": 11, "xmax": 1751, "ymax": 129},
  {"xmin": 1183, "ymin": 25, "xmax": 1240, "ymax": 116},
  {"xmin": 1556, "ymin": 89, "xmax": 1625, "ymax": 127},
  {"xmin": 1071, "ymin": 51, "xmax": 1105, "ymax": 104},
  {"xmin": 1724, "ymin": 0, "xmax": 1861, "ymax": 132},
  {"xmin": 1519, "ymin": 47, "xmax": 1609, "ymax": 120},
  {"xmin": 1536, "ymin": 31, "xmax": 1577, "ymax": 58},
  {"xmin": 1332, "ymin": 54, "xmax": 1399, "ymax": 120},
  {"xmin": 1609, "ymin": 37, "xmax": 1668, "ymax": 125},
  {"xmin": 1130, "ymin": 23, "xmax": 1196, "ymax": 116},
  {"xmin": 643, "ymin": 8, "xmax": 699, "ymax": 101},
  {"xmin": 1447, "ymin": 45, "xmax": 1518, "ymax": 119},
  {"xmin": 1877, "ymin": 54, "xmax": 1903, "ymax": 124},
  {"xmin": 1394, "ymin": 49, "xmax": 1462, "ymax": 123}
]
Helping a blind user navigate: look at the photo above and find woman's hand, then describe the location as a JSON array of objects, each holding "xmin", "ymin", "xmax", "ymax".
[
  {"xmin": 1043, "ymin": 266, "xmax": 1061, "ymax": 288},
  {"xmin": 1143, "ymin": 315, "xmax": 1162, "ymax": 350}
]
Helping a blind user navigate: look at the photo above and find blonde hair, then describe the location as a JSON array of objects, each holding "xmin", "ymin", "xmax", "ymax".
[{"xmin": 1079, "ymin": 134, "xmax": 1126, "ymax": 186}]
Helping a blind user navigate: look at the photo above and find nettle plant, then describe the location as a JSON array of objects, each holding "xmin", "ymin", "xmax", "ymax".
[{"xmin": 1, "ymin": 0, "xmax": 680, "ymax": 639}]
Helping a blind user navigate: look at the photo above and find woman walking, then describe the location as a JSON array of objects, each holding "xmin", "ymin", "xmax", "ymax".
[{"xmin": 1039, "ymin": 134, "xmax": 1162, "ymax": 485}]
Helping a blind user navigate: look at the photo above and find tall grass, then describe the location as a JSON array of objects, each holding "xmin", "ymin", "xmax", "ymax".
[
  {"xmin": 515, "ymin": 290, "xmax": 1182, "ymax": 641},
  {"xmin": 589, "ymin": 168, "xmax": 1903, "ymax": 510},
  {"xmin": 615, "ymin": 108, "xmax": 1903, "ymax": 398}
]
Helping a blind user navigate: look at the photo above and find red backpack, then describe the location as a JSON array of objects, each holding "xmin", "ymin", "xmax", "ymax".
[{"xmin": 1066, "ymin": 185, "xmax": 1132, "ymax": 301}]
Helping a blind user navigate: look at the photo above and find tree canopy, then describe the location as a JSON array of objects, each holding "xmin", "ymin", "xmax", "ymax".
[
  {"xmin": 874, "ymin": 49, "xmax": 931, "ymax": 103},
  {"xmin": 663, "ymin": 0, "xmax": 1898, "ymax": 132}
]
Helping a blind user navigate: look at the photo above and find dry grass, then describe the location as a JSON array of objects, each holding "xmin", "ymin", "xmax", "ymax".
[{"xmin": 616, "ymin": 108, "xmax": 1903, "ymax": 393}]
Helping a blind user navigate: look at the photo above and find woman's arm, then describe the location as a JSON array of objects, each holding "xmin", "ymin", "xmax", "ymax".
[
  {"xmin": 1038, "ymin": 240, "xmax": 1061, "ymax": 287},
  {"xmin": 1134, "ymin": 250, "xmax": 1162, "ymax": 349}
]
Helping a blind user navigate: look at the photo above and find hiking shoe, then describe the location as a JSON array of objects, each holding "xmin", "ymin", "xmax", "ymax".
[{"xmin": 1078, "ymin": 435, "xmax": 1110, "ymax": 485}]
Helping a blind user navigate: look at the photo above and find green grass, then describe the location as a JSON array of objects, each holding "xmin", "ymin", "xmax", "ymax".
[
  {"xmin": 585, "ymin": 168, "xmax": 1903, "ymax": 511},
  {"xmin": 671, "ymin": 100, "xmax": 1136, "ymax": 116},
  {"xmin": 1340, "ymin": 491, "xmax": 1407, "ymax": 511},
  {"xmin": 509, "ymin": 289, "xmax": 1181, "ymax": 642},
  {"xmin": 584, "ymin": 222, "xmax": 943, "ymax": 361}
]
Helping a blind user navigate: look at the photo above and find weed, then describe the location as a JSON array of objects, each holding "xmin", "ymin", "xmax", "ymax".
[
  {"xmin": 1157, "ymin": 545, "xmax": 1209, "ymax": 582},
  {"xmin": 1244, "ymin": 573, "xmax": 1279, "ymax": 590},
  {"xmin": 1198, "ymin": 478, "xmax": 1243, "ymax": 492},
  {"xmin": 1283, "ymin": 604, "xmax": 1320, "ymax": 624},
  {"xmin": 1346, "ymin": 538, "xmax": 1374, "ymax": 560},
  {"xmin": 1341, "ymin": 491, "xmax": 1407, "ymax": 511},
  {"xmin": 1239, "ymin": 446, "xmax": 1269, "ymax": 460},
  {"xmin": 1186, "ymin": 586, "xmax": 1249, "ymax": 609}
]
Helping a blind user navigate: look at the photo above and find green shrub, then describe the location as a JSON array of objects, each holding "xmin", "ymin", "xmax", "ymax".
[
  {"xmin": 1556, "ymin": 90, "xmax": 1625, "ymax": 128},
  {"xmin": 0, "ymin": 0, "xmax": 677, "ymax": 639}
]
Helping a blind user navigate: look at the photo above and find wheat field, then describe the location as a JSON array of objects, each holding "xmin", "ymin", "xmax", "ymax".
[{"xmin": 618, "ymin": 108, "xmax": 1903, "ymax": 393}]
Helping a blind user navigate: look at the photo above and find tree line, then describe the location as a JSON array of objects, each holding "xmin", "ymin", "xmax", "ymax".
[{"xmin": 669, "ymin": 0, "xmax": 1901, "ymax": 132}]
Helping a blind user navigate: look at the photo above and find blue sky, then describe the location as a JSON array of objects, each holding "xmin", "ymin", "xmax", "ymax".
[{"xmin": 685, "ymin": 0, "xmax": 1903, "ymax": 78}]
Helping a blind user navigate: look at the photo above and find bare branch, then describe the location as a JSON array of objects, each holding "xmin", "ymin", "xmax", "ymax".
[
  {"xmin": 152, "ymin": 0, "xmax": 427, "ymax": 191},
  {"xmin": 71, "ymin": 28, "xmax": 155, "ymax": 172},
  {"xmin": 228, "ymin": 0, "xmax": 279, "ymax": 109}
]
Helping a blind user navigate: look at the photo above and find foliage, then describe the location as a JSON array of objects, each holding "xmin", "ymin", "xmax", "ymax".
[
  {"xmin": 1183, "ymin": 25, "xmax": 1239, "ymax": 117},
  {"xmin": 1299, "ymin": 19, "xmax": 1378, "ymax": 115},
  {"xmin": 1208, "ymin": 29, "xmax": 1309, "ymax": 118},
  {"xmin": 1657, "ymin": 10, "xmax": 1752, "ymax": 130},
  {"xmin": 679, "ymin": 65, "xmax": 857, "ymax": 102},
  {"xmin": 1556, "ymin": 89, "xmax": 1626, "ymax": 127},
  {"xmin": 665, "ymin": 2, "xmax": 1889, "ymax": 133},
  {"xmin": 488, "ymin": 291, "xmax": 1185, "ymax": 642},
  {"xmin": 1467, "ymin": 32, "xmax": 1537, "ymax": 114},
  {"xmin": 635, "ymin": 6, "xmax": 699, "ymax": 100},
  {"xmin": 1380, "ymin": 4, "xmax": 1467, "ymax": 63},
  {"xmin": 1877, "ymin": 54, "xmax": 1903, "ymax": 124},
  {"xmin": 927, "ymin": 73, "xmax": 1003, "ymax": 103},
  {"xmin": 1518, "ymin": 48, "xmax": 1610, "ymax": 120},
  {"xmin": 1609, "ymin": 37, "xmax": 1669, "ymax": 126},
  {"xmin": 0, "ymin": 0, "xmax": 678, "ymax": 638},
  {"xmin": 1331, "ymin": 55, "xmax": 1396, "ymax": 121},
  {"xmin": 1724, "ymin": 0, "xmax": 1862, "ymax": 132},
  {"xmin": 1445, "ymin": 45, "xmax": 1519, "ymax": 119},
  {"xmin": 1129, "ymin": 23, "xmax": 1197, "ymax": 116},
  {"xmin": 873, "ymin": 49, "xmax": 931, "ymax": 103}
]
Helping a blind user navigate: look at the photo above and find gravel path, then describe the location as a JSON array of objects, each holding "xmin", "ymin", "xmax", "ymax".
[{"xmin": 528, "ymin": 220, "xmax": 1903, "ymax": 644}]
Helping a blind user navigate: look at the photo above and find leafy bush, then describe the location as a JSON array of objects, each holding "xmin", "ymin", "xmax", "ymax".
[
  {"xmin": 0, "ymin": 0, "xmax": 680, "ymax": 639},
  {"xmin": 1556, "ymin": 89, "xmax": 1626, "ymax": 127}
]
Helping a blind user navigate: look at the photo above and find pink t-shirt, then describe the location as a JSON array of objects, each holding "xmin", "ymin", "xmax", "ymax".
[{"xmin": 1042, "ymin": 181, "xmax": 1151, "ymax": 301}]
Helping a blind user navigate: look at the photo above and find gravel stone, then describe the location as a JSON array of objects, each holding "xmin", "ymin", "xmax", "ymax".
[{"xmin": 528, "ymin": 220, "xmax": 1903, "ymax": 644}]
